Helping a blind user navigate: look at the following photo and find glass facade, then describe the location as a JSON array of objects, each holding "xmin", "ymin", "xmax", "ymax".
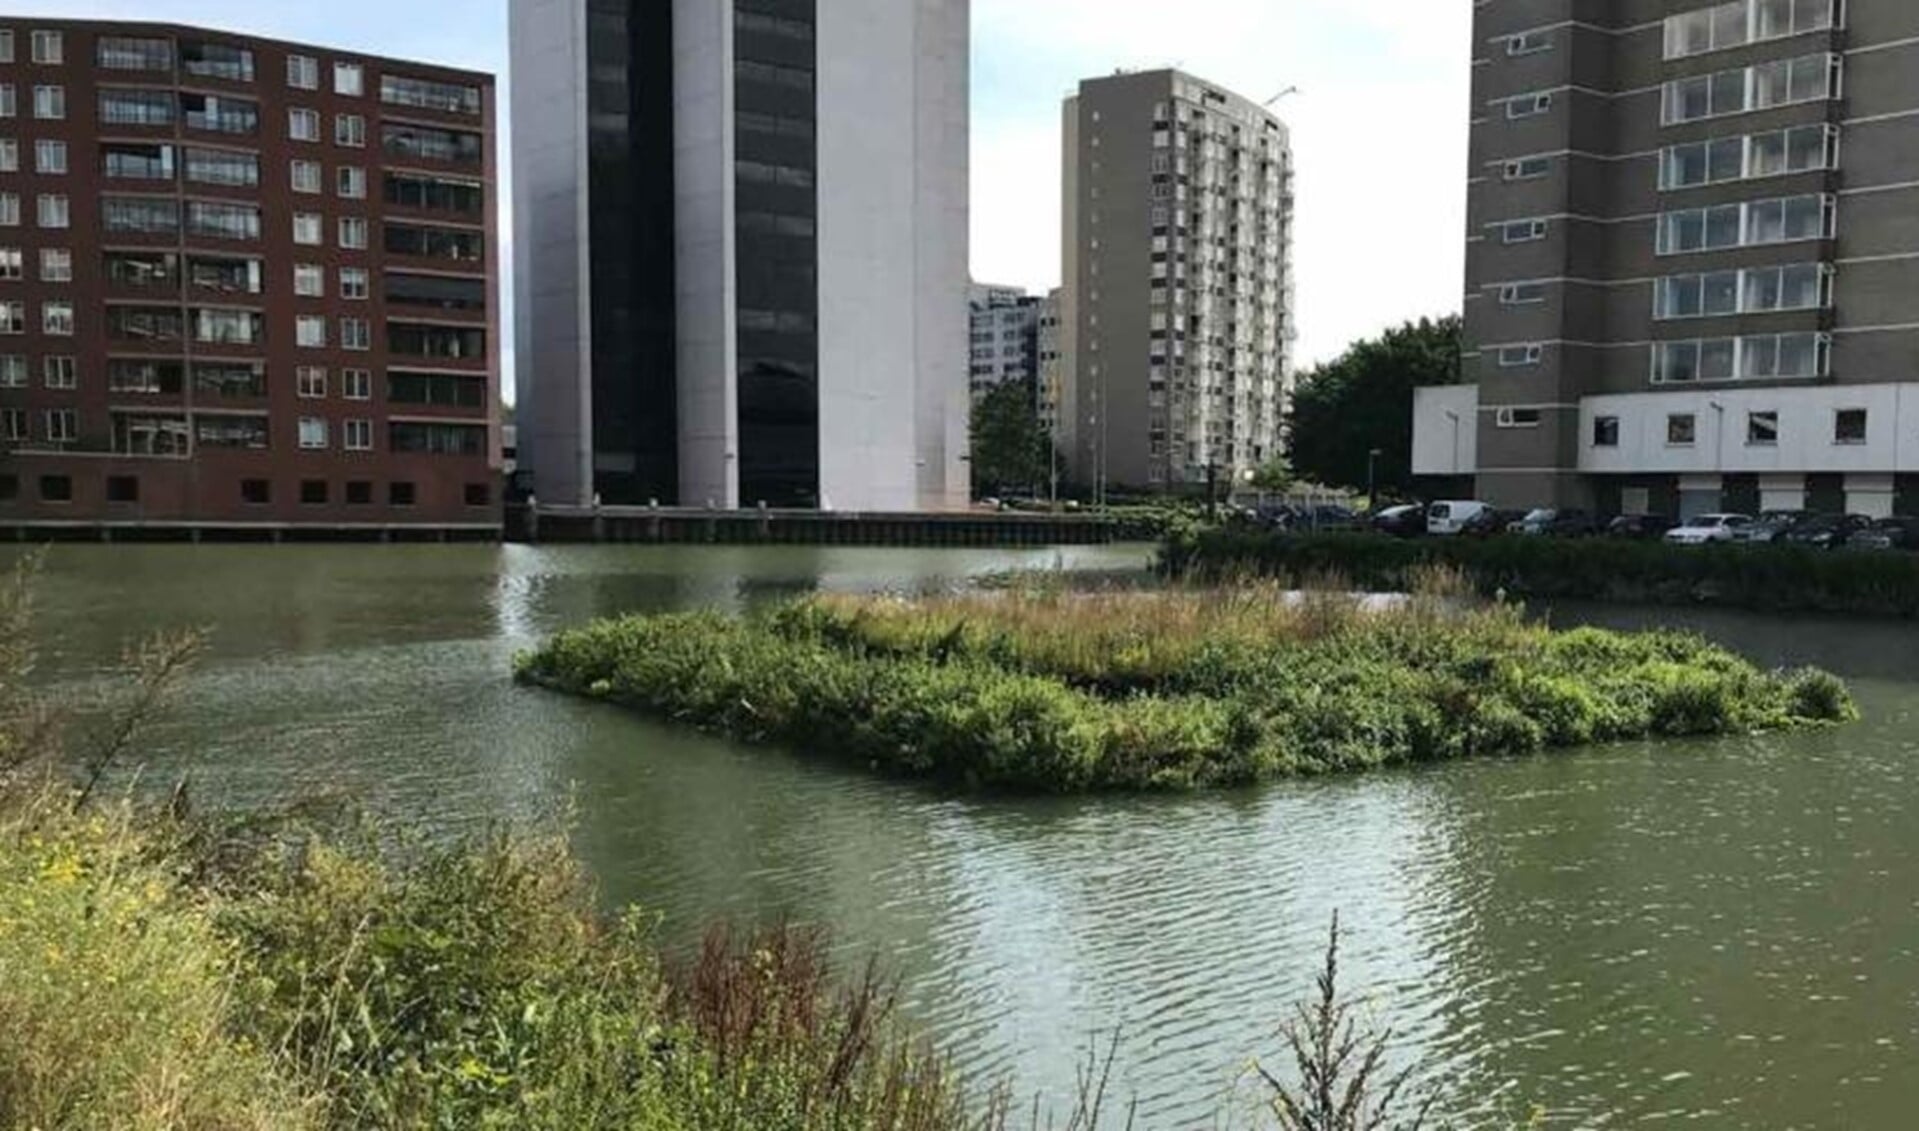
[{"xmin": 733, "ymin": 0, "xmax": 819, "ymax": 507}]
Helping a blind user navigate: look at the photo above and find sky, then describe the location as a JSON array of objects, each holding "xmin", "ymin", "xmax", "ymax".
[{"xmin": 17, "ymin": 0, "xmax": 1472, "ymax": 375}]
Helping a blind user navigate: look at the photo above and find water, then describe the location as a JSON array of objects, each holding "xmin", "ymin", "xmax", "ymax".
[{"xmin": 14, "ymin": 543, "xmax": 1919, "ymax": 1128}]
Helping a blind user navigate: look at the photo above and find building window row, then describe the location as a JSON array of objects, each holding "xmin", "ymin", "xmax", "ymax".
[
  {"xmin": 1664, "ymin": 0, "xmax": 1839, "ymax": 61},
  {"xmin": 1659, "ymin": 53, "xmax": 1840, "ymax": 126},
  {"xmin": 1655, "ymin": 192, "xmax": 1835, "ymax": 255},
  {"xmin": 1652, "ymin": 262, "xmax": 1831, "ymax": 320},
  {"xmin": 1651, "ymin": 331, "xmax": 1831, "ymax": 383},
  {"xmin": 0, "ymin": 353, "xmax": 74, "ymax": 387},
  {"xmin": 0, "ymin": 298, "xmax": 70, "ymax": 334},
  {"xmin": 1594, "ymin": 405, "xmax": 1866, "ymax": 450},
  {"xmin": 1659, "ymin": 124, "xmax": 1838, "ymax": 190}
]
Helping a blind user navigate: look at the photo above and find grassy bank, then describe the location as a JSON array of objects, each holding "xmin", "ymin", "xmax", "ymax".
[
  {"xmin": 1162, "ymin": 528, "xmax": 1919, "ymax": 617},
  {"xmin": 517, "ymin": 580, "xmax": 1855, "ymax": 793}
]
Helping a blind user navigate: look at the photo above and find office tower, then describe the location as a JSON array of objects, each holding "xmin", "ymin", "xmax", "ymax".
[
  {"xmin": 512, "ymin": 0, "xmax": 970, "ymax": 512},
  {"xmin": 1058, "ymin": 69, "xmax": 1295, "ymax": 496},
  {"xmin": 1417, "ymin": 0, "xmax": 1919, "ymax": 519},
  {"xmin": 967, "ymin": 282, "xmax": 1040, "ymax": 397},
  {"xmin": 0, "ymin": 19, "xmax": 501, "ymax": 532}
]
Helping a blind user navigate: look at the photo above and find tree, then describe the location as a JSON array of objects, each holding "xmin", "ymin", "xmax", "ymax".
[
  {"xmin": 1286, "ymin": 317, "xmax": 1460, "ymax": 495},
  {"xmin": 969, "ymin": 379, "xmax": 1047, "ymax": 497},
  {"xmin": 1250, "ymin": 456, "xmax": 1296, "ymax": 495}
]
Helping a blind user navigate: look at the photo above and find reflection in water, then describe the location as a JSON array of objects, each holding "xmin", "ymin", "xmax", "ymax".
[{"xmin": 13, "ymin": 544, "xmax": 1919, "ymax": 1127}]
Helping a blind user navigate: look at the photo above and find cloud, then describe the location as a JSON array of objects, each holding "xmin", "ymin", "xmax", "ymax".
[{"xmin": 970, "ymin": 0, "xmax": 1471, "ymax": 366}]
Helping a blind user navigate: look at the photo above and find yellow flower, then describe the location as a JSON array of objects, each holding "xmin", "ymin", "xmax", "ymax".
[{"xmin": 38, "ymin": 855, "xmax": 84, "ymax": 885}]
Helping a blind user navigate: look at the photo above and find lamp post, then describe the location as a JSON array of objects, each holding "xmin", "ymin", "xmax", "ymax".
[
  {"xmin": 1442, "ymin": 409, "xmax": 1463, "ymax": 482},
  {"xmin": 1367, "ymin": 447, "xmax": 1383, "ymax": 512}
]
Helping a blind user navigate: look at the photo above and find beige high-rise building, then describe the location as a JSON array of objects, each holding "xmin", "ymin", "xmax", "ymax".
[{"xmin": 1058, "ymin": 69, "xmax": 1294, "ymax": 495}]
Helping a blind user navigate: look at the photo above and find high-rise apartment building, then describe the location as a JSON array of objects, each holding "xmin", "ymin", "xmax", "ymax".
[
  {"xmin": 967, "ymin": 282, "xmax": 1039, "ymax": 396},
  {"xmin": 0, "ymin": 19, "xmax": 501, "ymax": 533},
  {"xmin": 1417, "ymin": 0, "xmax": 1919, "ymax": 520},
  {"xmin": 1038, "ymin": 286, "xmax": 1065, "ymax": 442},
  {"xmin": 512, "ymin": 0, "xmax": 970, "ymax": 513},
  {"xmin": 1058, "ymin": 70, "xmax": 1294, "ymax": 495}
]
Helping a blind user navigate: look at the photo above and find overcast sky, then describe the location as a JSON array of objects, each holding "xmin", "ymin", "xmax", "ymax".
[{"xmin": 17, "ymin": 0, "xmax": 1471, "ymax": 373}]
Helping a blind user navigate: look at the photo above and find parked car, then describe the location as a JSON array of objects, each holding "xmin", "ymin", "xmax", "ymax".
[
  {"xmin": 1731, "ymin": 510, "xmax": 1812, "ymax": 544},
  {"xmin": 1370, "ymin": 504, "xmax": 1428, "ymax": 538},
  {"xmin": 1509, "ymin": 508, "xmax": 1600, "ymax": 537},
  {"xmin": 1461, "ymin": 507, "xmax": 1526, "ymax": 538},
  {"xmin": 1783, "ymin": 513, "xmax": 1873, "ymax": 550},
  {"xmin": 1845, "ymin": 517, "xmax": 1919, "ymax": 552},
  {"xmin": 1293, "ymin": 504, "xmax": 1361, "ymax": 533},
  {"xmin": 1665, "ymin": 514, "xmax": 1754, "ymax": 545},
  {"xmin": 1606, "ymin": 514, "xmax": 1676, "ymax": 541},
  {"xmin": 1427, "ymin": 500, "xmax": 1492, "ymax": 536}
]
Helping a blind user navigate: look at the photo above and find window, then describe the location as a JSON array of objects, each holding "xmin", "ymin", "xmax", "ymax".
[
  {"xmin": 1834, "ymin": 408, "xmax": 1867, "ymax": 445},
  {"xmin": 1668, "ymin": 414, "xmax": 1698, "ymax": 446},
  {"xmin": 192, "ymin": 362, "xmax": 265, "ymax": 399},
  {"xmin": 0, "ymin": 32, "xmax": 11, "ymax": 64},
  {"xmin": 41, "ymin": 301, "xmax": 72, "ymax": 335},
  {"xmin": 1503, "ymin": 156, "xmax": 1551, "ymax": 181},
  {"xmin": 291, "ymin": 158, "xmax": 322, "ymax": 193},
  {"xmin": 1500, "ymin": 283, "xmax": 1547, "ymax": 305},
  {"xmin": 338, "ymin": 165, "xmax": 366, "ymax": 199},
  {"xmin": 186, "ymin": 200, "xmax": 261, "ymax": 240},
  {"xmin": 0, "ymin": 194, "xmax": 15, "ymax": 227},
  {"xmin": 1654, "ymin": 263, "xmax": 1830, "ymax": 319},
  {"xmin": 113, "ymin": 412, "xmax": 190, "ymax": 456},
  {"xmin": 42, "ymin": 355, "xmax": 74, "ymax": 388},
  {"xmin": 338, "ymin": 217, "xmax": 368, "ymax": 249},
  {"xmin": 293, "ymin": 213, "xmax": 323, "ymax": 245},
  {"xmin": 182, "ymin": 93, "xmax": 258, "ymax": 135},
  {"xmin": 184, "ymin": 147, "xmax": 258, "ymax": 187},
  {"xmin": 335, "ymin": 113, "xmax": 366, "ymax": 147},
  {"xmin": 1496, "ymin": 407, "xmax": 1543, "ymax": 428},
  {"xmin": 384, "ymin": 223, "xmax": 484, "ymax": 261},
  {"xmin": 198, "ymin": 416, "xmax": 269, "ymax": 449},
  {"xmin": 1656, "ymin": 194, "xmax": 1833, "ymax": 255},
  {"xmin": 0, "ymin": 409, "xmax": 22, "ymax": 440},
  {"xmin": 1507, "ymin": 31, "xmax": 1553, "ymax": 56},
  {"xmin": 110, "ymin": 359, "xmax": 185, "ymax": 393},
  {"xmin": 1656, "ymin": 336, "xmax": 1831, "ymax": 384},
  {"xmin": 334, "ymin": 63, "xmax": 364, "ymax": 97},
  {"xmin": 0, "ymin": 355, "xmax": 21, "ymax": 385},
  {"xmin": 384, "ymin": 272, "xmax": 486, "ymax": 311},
  {"xmin": 294, "ymin": 263, "xmax": 325, "ymax": 297},
  {"xmin": 108, "ymin": 476, "xmax": 140, "ymax": 504},
  {"xmin": 0, "ymin": 301, "xmax": 21, "ymax": 333},
  {"xmin": 0, "ymin": 86, "xmax": 12, "ymax": 119},
  {"xmin": 241, "ymin": 479, "xmax": 271, "ymax": 504},
  {"xmin": 379, "ymin": 74, "xmax": 482, "ymax": 115},
  {"xmin": 301, "ymin": 479, "xmax": 329, "ymax": 505},
  {"xmin": 1506, "ymin": 93, "xmax": 1552, "ymax": 119},
  {"xmin": 0, "ymin": 248, "xmax": 17, "ymax": 279},
  {"xmin": 107, "ymin": 306, "xmax": 183, "ymax": 341},
  {"xmin": 1661, "ymin": 54, "xmax": 1839, "ymax": 125},
  {"xmin": 39, "ymin": 248, "xmax": 69, "ymax": 282},
  {"xmin": 36, "ymin": 194, "xmax": 68, "ymax": 229},
  {"xmin": 289, "ymin": 107, "xmax": 320, "ymax": 142},
  {"xmin": 388, "ymin": 371, "xmax": 485, "ymax": 407},
  {"xmin": 98, "ymin": 88, "xmax": 173, "ymax": 125},
  {"xmin": 340, "ymin": 317, "xmax": 370, "ymax": 350},
  {"xmin": 296, "ymin": 316, "xmax": 327, "ymax": 348},
  {"xmin": 33, "ymin": 139, "xmax": 64, "ymax": 174},
  {"xmin": 193, "ymin": 307, "xmax": 261, "ymax": 345},
  {"xmin": 299, "ymin": 417, "xmax": 329, "ymax": 450},
  {"xmin": 181, "ymin": 41, "xmax": 254, "ymax": 81},
  {"xmin": 1747, "ymin": 410, "xmax": 1779, "ymax": 446},
  {"xmin": 389, "ymin": 481, "xmax": 417, "ymax": 506},
  {"xmin": 0, "ymin": 139, "xmax": 13, "ymax": 172},
  {"xmin": 1593, "ymin": 416, "xmax": 1620, "ymax": 447},
  {"xmin": 1666, "ymin": 0, "xmax": 1838, "ymax": 61},
  {"xmin": 344, "ymin": 419, "xmax": 372, "ymax": 451},
  {"xmin": 345, "ymin": 479, "xmax": 373, "ymax": 502},
  {"xmin": 381, "ymin": 123, "xmax": 483, "ymax": 165},
  {"xmin": 44, "ymin": 409, "xmax": 76, "ymax": 444},
  {"xmin": 33, "ymin": 85, "xmax": 65, "ymax": 119},
  {"xmin": 98, "ymin": 36, "xmax": 172, "ymax": 71},
  {"xmin": 40, "ymin": 474, "xmax": 73, "ymax": 502},
  {"xmin": 340, "ymin": 267, "xmax": 369, "ymax": 299},
  {"xmin": 288, "ymin": 54, "xmax": 319, "ymax": 90},
  {"xmin": 1501, "ymin": 219, "xmax": 1548, "ymax": 244},
  {"xmin": 30, "ymin": 30, "xmax": 62, "ymax": 65},
  {"xmin": 342, "ymin": 369, "xmax": 371, "ymax": 400}
]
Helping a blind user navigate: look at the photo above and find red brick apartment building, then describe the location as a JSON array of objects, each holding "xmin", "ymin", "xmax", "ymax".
[{"xmin": 0, "ymin": 19, "xmax": 500, "ymax": 537}]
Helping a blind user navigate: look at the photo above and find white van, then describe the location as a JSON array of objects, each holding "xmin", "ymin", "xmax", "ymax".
[{"xmin": 1427, "ymin": 500, "xmax": 1492, "ymax": 536}]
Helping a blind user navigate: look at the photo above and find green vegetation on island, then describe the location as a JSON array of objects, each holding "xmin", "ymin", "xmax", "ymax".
[{"xmin": 517, "ymin": 576, "xmax": 1856, "ymax": 793}]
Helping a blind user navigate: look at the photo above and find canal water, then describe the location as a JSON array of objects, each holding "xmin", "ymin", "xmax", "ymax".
[{"xmin": 14, "ymin": 542, "xmax": 1919, "ymax": 1128}]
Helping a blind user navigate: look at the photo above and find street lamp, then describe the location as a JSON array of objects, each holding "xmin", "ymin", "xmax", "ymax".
[{"xmin": 1367, "ymin": 448, "xmax": 1383, "ymax": 512}]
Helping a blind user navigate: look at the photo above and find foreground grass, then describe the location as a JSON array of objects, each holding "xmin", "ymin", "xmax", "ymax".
[{"xmin": 517, "ymin": 580, "xmax": 1856, "ymax": 792}]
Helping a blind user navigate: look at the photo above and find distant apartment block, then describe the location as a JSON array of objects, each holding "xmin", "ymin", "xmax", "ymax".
[
  {"xmin": 1057, "ymin": 69, "xmax": 1295, "ymax": 495},
  {"xmin": 0, "ymin": 19, "xmax": 501, "ymax": 533},
  {"xmin": 512, "ymin": 0, "xmax": 970, "ymax": 512},
  {"xmin": 1417, "ymin": 0, "xmax": 1919, "ymax": 520},
  {"xmin": 967, "ymin": 282, "xmax": 1039, "ymax": 396},
  {"xmin": 1038, "ymin": 286, "xmax": 1065, "ymax": 441}
]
